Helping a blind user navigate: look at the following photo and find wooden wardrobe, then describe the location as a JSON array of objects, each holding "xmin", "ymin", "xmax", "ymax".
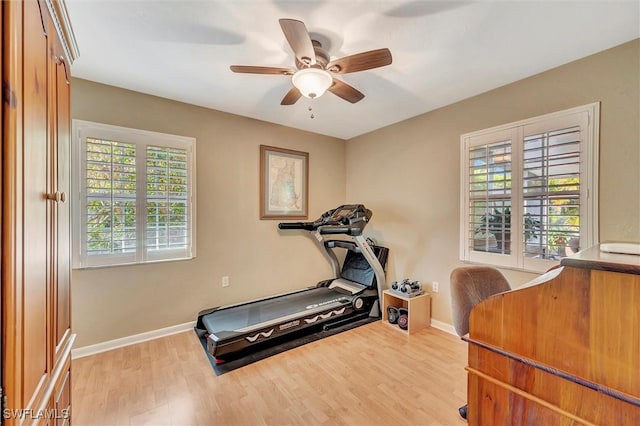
[{"xmin": 2, "ymin": 1, "xmax": 78, "ymax": 424}]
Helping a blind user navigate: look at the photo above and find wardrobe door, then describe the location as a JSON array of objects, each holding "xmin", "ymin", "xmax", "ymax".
[
  {"xmin": 52, "ymin": 15, "xmax": 72, "ymax": 361},
  {"xmin": 22, "ymin": 0, "xmax": 53, "ymax": 409},
  {"xmin": 52, "ymin": 28, "xmax": 73, "ymax": 424}
]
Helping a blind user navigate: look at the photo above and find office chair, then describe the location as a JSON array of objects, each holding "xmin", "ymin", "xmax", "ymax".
[{"xmin": 449, "ymin": 266, "xmax": 511, "ymax": 419}]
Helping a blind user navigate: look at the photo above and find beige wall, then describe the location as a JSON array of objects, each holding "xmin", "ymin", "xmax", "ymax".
[
  {"xmin": 71, "ymin": 79, "xmax": 346, "ymax": 347},
  {"xmin": 73, "ymin": 39, "xmax": 639, "ymax": 347},
  {"xmin": 345, "ymin": 39, "xmax": 640, "ymax": 328}
]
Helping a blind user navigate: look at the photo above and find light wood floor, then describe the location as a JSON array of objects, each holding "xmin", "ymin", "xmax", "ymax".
[{"xmin": 72, "ymin": 321, "xmax": 468, "ymax": 425}]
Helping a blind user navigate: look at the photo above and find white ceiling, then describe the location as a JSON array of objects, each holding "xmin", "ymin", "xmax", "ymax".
[{"xmin": 66, "ymin": 1, "xmax": 639, "ymax": 140}]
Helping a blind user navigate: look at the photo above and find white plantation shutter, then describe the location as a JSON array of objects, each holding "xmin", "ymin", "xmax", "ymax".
[
  {"xmin": 461, "ymin": 104, "xmax": 598, "ymax": 272},
  {"xmin": 468, "ymin": 139, "xmax": 512, "ymax": 255},
  {"xmin": 73, "ymin": 121, "xmax": 196, "ymax": 268},
  {"xmin": 84, "ymin": 138, "xmax": 137, "ymax": 260},
  {"xmin": 523, "ymin": 126, "xmax": 581, "ymax": 260},
  {"xmin": 145, "ymin": 146, "xmax": 191, "ymax": 260},
  {"xmin": 462, "ymin": 128, "xmax": 520, "ymax": 269}
]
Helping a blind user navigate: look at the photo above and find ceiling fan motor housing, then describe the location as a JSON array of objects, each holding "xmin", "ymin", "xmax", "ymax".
[{"xmin": 296, "ymin": 40, "xmax": 330, "ymax": 70}]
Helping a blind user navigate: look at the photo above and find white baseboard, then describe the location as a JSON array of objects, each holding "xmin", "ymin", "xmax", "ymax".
[
  {"xmin": 430, "ymin": 318, "xmax": 457, "ymax": 336},
  {"xmin": 72, "ymin": 318, "xmax": 457, "ymax": 360},
  {"xmin": 71, "ymin": 321, "xmax": 195, "ymax": 359}
]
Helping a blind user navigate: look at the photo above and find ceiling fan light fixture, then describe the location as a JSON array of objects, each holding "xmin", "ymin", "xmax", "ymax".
[{"xmin": 292, "ymin": 68, "xmax": 333, "ymax": 99}]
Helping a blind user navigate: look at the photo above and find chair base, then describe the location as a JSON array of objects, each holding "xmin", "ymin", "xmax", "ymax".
[{"xmin": 458, "ymin": 404, "xmax": 468, "ymax": 420}]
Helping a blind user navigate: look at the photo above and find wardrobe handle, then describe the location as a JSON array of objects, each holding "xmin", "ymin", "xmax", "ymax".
[{"xmin": 46, "ymin": 191, "xmax": 66, "ymax": 203}]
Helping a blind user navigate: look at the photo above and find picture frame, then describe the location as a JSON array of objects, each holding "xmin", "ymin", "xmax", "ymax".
[{"xmin": 260, "ymin": 145, "xmax": 309, "ymax": 219}]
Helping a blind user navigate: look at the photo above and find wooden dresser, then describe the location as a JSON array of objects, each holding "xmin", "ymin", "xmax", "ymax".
[
  {"xmin": 466, "ymin": 246, "xmax": 640, "ymax": 424},
  {"xmin": 2, "ymin": 1, "xmax": 78, "ymax": 424}
]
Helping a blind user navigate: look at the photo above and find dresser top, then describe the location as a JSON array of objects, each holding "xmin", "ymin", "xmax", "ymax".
[{"xmin": 561, "ymin": 244, "xmax": 640, "ymax": 275}]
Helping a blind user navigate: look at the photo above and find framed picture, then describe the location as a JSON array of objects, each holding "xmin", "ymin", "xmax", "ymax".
[{"xmin": 260, "ymin": 145, "xmax": 309, "ymax": 219}]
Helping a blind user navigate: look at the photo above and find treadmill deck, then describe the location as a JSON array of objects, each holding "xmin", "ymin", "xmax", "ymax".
[{"xmin": 202, "ymin": 287, "xmax": 350, "ymax": 336}]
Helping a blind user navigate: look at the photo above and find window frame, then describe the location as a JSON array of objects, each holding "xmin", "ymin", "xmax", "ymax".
[
  {"xmin": 459, "ymin": 103, "xmax": 599, "ymax": 273},
  {"xmin": 71, "ymin": 120, "xmax": 197, "ymax": 269}
]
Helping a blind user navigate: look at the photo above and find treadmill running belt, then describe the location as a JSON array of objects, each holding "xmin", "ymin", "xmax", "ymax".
[{"xmin": 202, "ymin": 287, "xmax": 348, "ymax": 334}]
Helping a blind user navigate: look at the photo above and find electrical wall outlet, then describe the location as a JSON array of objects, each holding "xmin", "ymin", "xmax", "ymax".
[
  {"xmin": 222, "ymin": 276, "xmax": 229, "ymax": 287},
  {"xmin": 432, "ymin": 281, "xmax": 439, "ymax": 293}
]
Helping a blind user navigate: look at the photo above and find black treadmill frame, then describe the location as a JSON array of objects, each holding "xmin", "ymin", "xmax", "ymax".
[{"xmin": 196, "ymin": 205, "xmax": 388, "ymax": 360}]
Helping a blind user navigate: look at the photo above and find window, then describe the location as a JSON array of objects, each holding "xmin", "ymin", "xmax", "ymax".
[
  {"xmin": 72, "ymin": 120, "xmax": 196, "ymax": 268},
  {"xmin": 460, "ymin": 104, "xmax": 598, "ymax": 272}
]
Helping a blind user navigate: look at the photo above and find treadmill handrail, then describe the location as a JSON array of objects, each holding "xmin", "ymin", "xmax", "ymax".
[
  {"xmin": 278, "ymin": 222, "xmax": 316, "ymax": 231},
  {"xmin": 318, "ymin": 225, "xmax": 362, "ymax": 236},
  {"xmin": 325, "ymin": 240, "xmax": 359, "ymax": 251},
  {"xmin": 278, "ymin": 204, "xmax": 371, "ymax": 235}
]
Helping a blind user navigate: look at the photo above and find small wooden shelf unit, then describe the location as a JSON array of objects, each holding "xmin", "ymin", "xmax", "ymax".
[{"xmin": 382, "ymin": 289, "xmax": 431, "ymax": 335}]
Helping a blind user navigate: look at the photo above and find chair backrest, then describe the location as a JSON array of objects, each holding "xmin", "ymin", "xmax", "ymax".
[{"xmin": 449, "ymin": 266, "xmax": 511, "ymax": 337}]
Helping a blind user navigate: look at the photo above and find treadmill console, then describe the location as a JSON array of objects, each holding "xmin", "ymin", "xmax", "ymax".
[
  {"xmin": 324, "ymin": 204, "xmax": 371, "ymax": 226},
  {"xmin": 278, "ymin": 204, "xmax": 372, "ymax": 236}
]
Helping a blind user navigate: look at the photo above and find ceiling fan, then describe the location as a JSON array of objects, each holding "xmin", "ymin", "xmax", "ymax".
[{"xmin": 230, "ymin": 19, "xmax": 392, "ymax": 105}]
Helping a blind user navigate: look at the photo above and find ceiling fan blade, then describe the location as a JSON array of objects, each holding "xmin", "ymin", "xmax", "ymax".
[
  {"xmin": 230, "ymin": 65, "xmax": 293, "ymax": 75},
  {"xmin": 281, "ymin": 87, "xmax": 302, "ymax": 105},
  {"xmin": 327, "ymin": 48, "xmax": 392, "ymax": 74},
  {"xmin": 279, "ymin": 18, "xmax": 316, "ymax": 66},
  {"xmin": 328, "ymin": 79, "xmax": 365, "ymax": 104}
]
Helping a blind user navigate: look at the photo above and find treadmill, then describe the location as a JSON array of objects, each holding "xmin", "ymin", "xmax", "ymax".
[{"xmin": 195, "ymin": 204, "xmax": 388, "ymax": 361}]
